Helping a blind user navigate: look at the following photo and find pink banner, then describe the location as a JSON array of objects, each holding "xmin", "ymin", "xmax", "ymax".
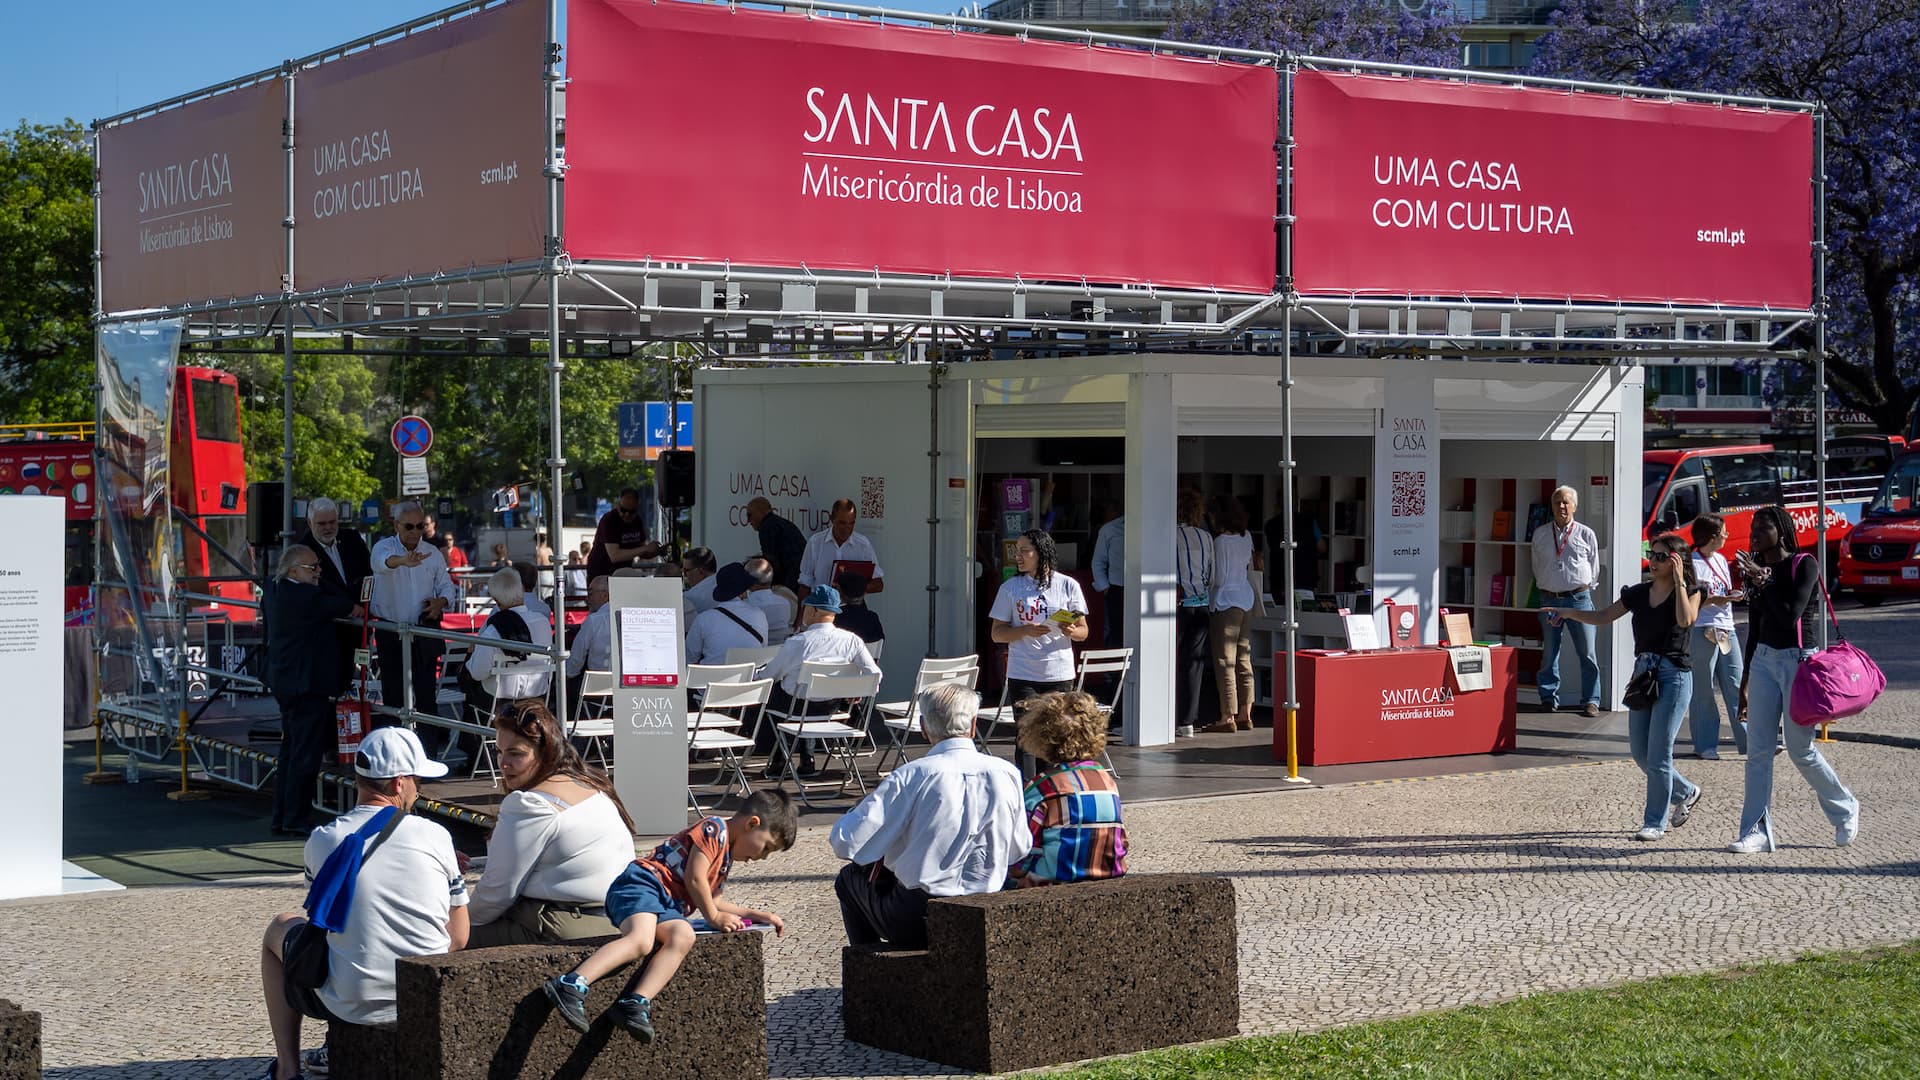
[
  {"xmin": 567, "ymin": 0, "xmax": 1278, "ymax": 292},
  {"xmin": 293, "ymin": 0, "xmax": 546, "ymax": 290},
  {"xmin": 1291, "ymin": 71, "xmax": 1814, "ymax": 308},
  {"xmin": 97, "ymin": 80, "xmax": 285, "ymax": 313}
]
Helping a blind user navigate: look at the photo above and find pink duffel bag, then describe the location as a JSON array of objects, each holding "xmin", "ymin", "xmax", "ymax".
[{"xmin": 1789, "ymin": 558, "xmax": 1886, "ymax": 726}]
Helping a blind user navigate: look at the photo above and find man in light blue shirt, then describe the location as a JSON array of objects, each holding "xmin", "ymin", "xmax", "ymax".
[
  {"xmin": 828, "ymin": 682, "xmax": 1026, "ymax": 948},
  {"xmin": 1090, "ymin": 503, "xmax": 1125, "ymax": 648}
]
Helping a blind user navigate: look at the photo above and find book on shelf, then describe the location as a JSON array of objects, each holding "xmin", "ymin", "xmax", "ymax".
[
  {"xmin": 1490, "ymin": 509, "xmax": 1513, "ymax": 541},
  {"xmin": 1488, "ymin": 574, "xmax": 1510, "ymax": 608},
  {"xmin": 1525, "ymin": 502, "xmax": 1552, "ymax": 543},
  {"xmin": 1443, "ymin": 565, "xmax": 1473, "ymax": 606}
]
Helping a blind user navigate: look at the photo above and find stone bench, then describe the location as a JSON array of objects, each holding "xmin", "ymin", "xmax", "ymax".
[
  {"xmin": 0, "ymin": 998, "xmax": 40, "ymax": 1080},
  {"xmin": 842, "ymin": 873, "xmax": 1238, "ymax": 1073},
  {"xmin": 331, "ymin": 930, "xmax": 765, "ymax": 1080}
]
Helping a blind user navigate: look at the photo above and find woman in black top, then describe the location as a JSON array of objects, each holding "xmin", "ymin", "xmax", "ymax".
[
  {"xmin": 1727, "ymin": 506, "xmax": 1859, "ymax": 853},
  {"xmin": 1547, "ymin": 533, "xmax": 1702, "ymax": 841}
]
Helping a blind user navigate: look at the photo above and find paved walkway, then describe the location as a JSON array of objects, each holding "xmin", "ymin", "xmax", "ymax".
[{"xmin": 9, "ymin": 601, "xmax": 1919, "ymax": 1079}]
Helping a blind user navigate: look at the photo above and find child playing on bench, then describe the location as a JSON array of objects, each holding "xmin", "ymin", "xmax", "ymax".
[
  {"xmin": 1007, "ymin": 691, "xmax": 1129, "ymax": 888},
  {"xmin": 543, "ymin": 789, "xmax": 797, "ymax": 1041}
]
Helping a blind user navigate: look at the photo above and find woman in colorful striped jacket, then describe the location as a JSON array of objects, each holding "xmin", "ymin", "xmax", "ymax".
[{"xmin": 1007, "ymin": 691, "xmax": 1129, "ymax": 888}]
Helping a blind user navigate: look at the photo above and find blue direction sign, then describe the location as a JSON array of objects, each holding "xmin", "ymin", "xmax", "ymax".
[
  {"xmin": 391, "ymin": 414, "xmax": 433, "ymax": 458},
  {"xmin": 618, "ymin": 402, "xmax": 692, "ymax": 461}
]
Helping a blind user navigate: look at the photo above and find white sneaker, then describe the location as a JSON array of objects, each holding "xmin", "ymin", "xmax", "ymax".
[
  {"xmin": 1176, "ymin": 725, "xmax": 1196, "ymax": 738},
  {"xmin": 1728, "ymin": 833, "xmax": 1771, "ymax": 854},
  {"xmin": 1633, "ymin": 827, "xmax": 1664, "ymax": 842},
  {"xmin": 300, "ymin": 1046, "xmax": 329, "ymax": 1077},
  {"xmin": 1836, "ymin": 814, "xmax": 1859, "ymax": 848}
]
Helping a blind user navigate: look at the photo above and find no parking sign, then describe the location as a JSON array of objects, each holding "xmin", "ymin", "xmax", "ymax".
[{"xmin": 391, "ymin": 415, "xmax": 433, "ymax": 457}]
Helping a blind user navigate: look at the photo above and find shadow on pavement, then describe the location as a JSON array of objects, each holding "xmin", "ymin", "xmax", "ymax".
[{"xmin": 766, "ymin": 986, "xmax": 965, "ymax": 1079}]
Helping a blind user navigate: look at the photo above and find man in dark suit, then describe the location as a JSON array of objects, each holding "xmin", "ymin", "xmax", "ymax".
[
  {"xmin": 297, "ymin": 496, "xmax": 374, "ymax": 696},
  {"xmin": 265, "ymin": 547, "xmax": 357, "ymax": 835},
  {"xmin": 746, "ymin": 496, "xmax": 807, "ymax": 593}
]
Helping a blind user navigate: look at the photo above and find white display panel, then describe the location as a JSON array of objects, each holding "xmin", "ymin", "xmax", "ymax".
[{"xmin": 0, "ymin": 497, "xmax": 64, "ymax": 899}]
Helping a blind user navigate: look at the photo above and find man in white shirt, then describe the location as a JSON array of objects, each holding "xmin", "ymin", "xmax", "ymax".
[
  {"xmin": 685, "ymin": 563, "xmax": 770, "ymax": 666},
  {"xmin": 465, "ymin": 567, "xmax": 555, "ymax": 708},
  {"xmin": 798, "ymin": 498, "xmax": 885, "ymax": 594},
  {"xmin": 680, "ymin": 546, "xmax": 720, "ymax": 623},
  {"xmin": 756, "ymin": 585, "xmax": 881, "ymax": 777},
  {"xmin": 1529, "ymin": 485, "xmax": 1603, "ymax": 717},
  {"xmin": 1090, "ymin": 502, "xmax": 1125, "ymax": 648},
  {"xmin": 566, "ymin": 575, "xmax": 613, "ymax": 681},
  {"xmin": 369, "ymin": 502, "xmax": 462, "ymax": 726},
  {"xmin": 743, "ymin": 556, "xmax": 794, "ymax": 646},
  {"xmin": 828, "ymin": 682, "xmax": 1026, "ymax": 948},
  {"xmin": 258, "ymin": 727, "xmax": 468, "ymax": 1080}
]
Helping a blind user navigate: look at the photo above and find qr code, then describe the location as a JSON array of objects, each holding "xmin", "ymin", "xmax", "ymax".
[
  {"xmin": 860, "ymin": 475, "xmax": 885, "ymax": 521},
  {"xmin": 1391, "ymin": 470, "xmax": 1426, "ymax": 518}
]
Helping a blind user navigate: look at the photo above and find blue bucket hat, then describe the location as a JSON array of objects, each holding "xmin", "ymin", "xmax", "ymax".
[{"xmin": 802, "ymin": 584, "xmax": 843, "ymax": 614}]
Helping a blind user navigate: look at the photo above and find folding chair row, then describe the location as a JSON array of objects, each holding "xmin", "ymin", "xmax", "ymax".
[
  {"xmin": 875, "ymin": 656, "xmax": 982, "ymax": 772},
  {"xmin": 766, "ymin": 670, "xmax": 881, "ymax": 808},
  {"xmin": 978, "ymin": 647, "xmax": 1131, "ymax": 777}
]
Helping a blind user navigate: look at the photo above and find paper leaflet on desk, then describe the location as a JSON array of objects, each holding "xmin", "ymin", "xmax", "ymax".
[
  {"xmin": 1338, "ymin": 609, "xmax": 1379, "ymax": 651},
  {"xmin": 1446, "ymin": 645, "xmax": 1493, "ymax": 692}
]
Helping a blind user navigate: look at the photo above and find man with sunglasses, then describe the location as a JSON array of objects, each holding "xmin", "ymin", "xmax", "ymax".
[
  {"xmin": 587, "ymin": 488, "xmax": 660, "ymax": 580},
  {"xmin": 370, "ymin": 502, "xmax": 462, "ymax": 734}
]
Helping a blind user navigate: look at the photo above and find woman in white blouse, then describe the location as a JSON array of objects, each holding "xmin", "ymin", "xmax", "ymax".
[
  {"xmin": 1205, "ymin": 494, "xmax": 1263, "ymax": 735},
  {"xmin": 467, "ymin": 701, "xmax": 638, "ymax": 946}
]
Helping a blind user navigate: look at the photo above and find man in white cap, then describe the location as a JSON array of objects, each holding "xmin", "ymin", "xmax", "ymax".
[{"xmin": 256, "ymin": 727, "xmax": 469, "ymax": 1080}]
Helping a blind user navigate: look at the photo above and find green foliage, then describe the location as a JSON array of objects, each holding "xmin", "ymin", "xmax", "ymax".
[
  {"xmin": 0, "ymin": 120, "xmax": 92, "ymax": 424},
  {"xmin": 1040, "ymin": 945, "xmax": 1920, "ymax": 1078},
  {"xmin": 192, "ymin": 342, "xmax": 386, "ymax": 506}
]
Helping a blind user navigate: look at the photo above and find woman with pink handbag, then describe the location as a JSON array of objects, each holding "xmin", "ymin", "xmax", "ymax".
[{"xmin": 1728, "ymin": 506, "xmax": 1860, "ymax": 854}]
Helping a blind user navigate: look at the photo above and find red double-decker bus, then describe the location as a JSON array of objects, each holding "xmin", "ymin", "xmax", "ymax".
[{"xmin": 0, "ymin": 423, "xmax": 97, "ymax": 620}]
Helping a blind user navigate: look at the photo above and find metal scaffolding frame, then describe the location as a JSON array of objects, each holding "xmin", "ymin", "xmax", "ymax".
[{"xmin": 88, "ymin": 0, "xmax": 1825, "ymax": 804}]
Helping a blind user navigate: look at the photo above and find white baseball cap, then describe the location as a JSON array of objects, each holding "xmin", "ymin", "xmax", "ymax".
[{"xmin": 354, "ymin": 727, "xmax": 450, "ymax": 780}]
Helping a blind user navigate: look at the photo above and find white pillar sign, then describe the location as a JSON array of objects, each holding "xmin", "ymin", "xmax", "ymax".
[
  {"xmin": 1372, "ymin": 371, "xmax": 1441, "ymax": 644},
  {"xmin": 0, "ymin": 497, "xmax": 64, "ymax": 899},
  {"xmin": 608, "ymin": 576, "xmax": 689, "ymax": 836}
]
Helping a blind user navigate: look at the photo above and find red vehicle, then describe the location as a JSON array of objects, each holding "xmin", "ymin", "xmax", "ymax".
[
  {"xmin": 1838, "ymin": 447, "xmax": 1920, "ymax": 605},
  {"xmin": 1641, "ymin": 443, "xmax": 1887, "ymax": 569},
  {"xmin": 0, "ymin": 366, "xmax": 250, "ymax": 622}
]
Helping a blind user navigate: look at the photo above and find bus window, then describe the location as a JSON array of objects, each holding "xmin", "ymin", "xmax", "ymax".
[
  {"xmin": 1704, "ymin": 453, "xmax": 1782, "ymax": 510},
  {"xmin": 191, "ymin": 379, "xmax": 242, "ymax": 443},
  {"xmin": 1642, "ymin": 461, "xmax": 1672, "ymax": 523},
  {"xmin": 1657, "ymin": 479, "xmax": 1706, "ymax": 531}
]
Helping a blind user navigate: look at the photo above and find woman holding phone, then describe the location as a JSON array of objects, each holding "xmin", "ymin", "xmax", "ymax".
[
  {"xmin": 1686, "ymin": 513, "xmax": 1747, "ymax": 758},
  {"xmin": 1727, "ymin": 506, "xmax": 1859, "ymax": 853},
  {"xmin": 1544, "ymin": 533, "xmax": 1702, "ymax": 841},
  {"xmin": 990, "ymin": 530, "xmax": 1089, "ymax": 771}
]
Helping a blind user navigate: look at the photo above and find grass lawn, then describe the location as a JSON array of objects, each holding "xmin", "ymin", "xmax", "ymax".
[{"xmin": 1036, "ymin": 945, "xmax": 1920, "ymax": 1079}]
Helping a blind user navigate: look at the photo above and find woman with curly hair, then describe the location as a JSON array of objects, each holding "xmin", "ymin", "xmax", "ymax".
[
  {"xmin": 467, "ymin": 701, "xmax": 639, "ymax": 946},
  {"xmin": 1007, "ymin": 691, "xmax": 1128, "ymax": 888}
]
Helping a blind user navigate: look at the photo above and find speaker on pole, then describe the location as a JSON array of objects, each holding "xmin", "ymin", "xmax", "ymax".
[
  {"xmin": 658, "ymin": 450, "xmax": 696, "ymax": 509},
  {"xmin": 247, "ymin": 482, "xmax": 285, "ymax": 546}
]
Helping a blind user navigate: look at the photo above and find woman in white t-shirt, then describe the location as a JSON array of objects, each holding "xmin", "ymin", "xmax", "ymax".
[
  {"xmin": 1205, "ymin": 495, "xmax": 1263, "ymax": 734},
  {"xmin": 1686, "ymin": 513, "xmax": 1748, "ymax": 759},
  {"xmin": 468, "ymin": 701, "xmax": 639, "ymax": 946},
  {"xmin": 989, "ymin": 530, "xmax": 1089, "ymax": 767}
]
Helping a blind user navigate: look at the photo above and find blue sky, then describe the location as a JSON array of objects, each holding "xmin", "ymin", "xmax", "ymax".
[{"xmin": 2, "ymin": 0, "xmax": 961, "ymax": 128}]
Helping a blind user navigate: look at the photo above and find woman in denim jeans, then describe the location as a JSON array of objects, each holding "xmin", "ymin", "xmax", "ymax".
[
  {"xmin": 1686, "ymin": 514, "xmax": 1747, "ymax": 758},
  {"xmin": 1728, "ymin": 507, "xmax": 1860, "ymax": 853},
  {"xmin": 1547, "ymin": 533, "xmax": 1702, "ymax": 842}
]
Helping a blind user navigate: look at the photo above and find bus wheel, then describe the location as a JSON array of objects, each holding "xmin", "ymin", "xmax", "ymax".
[{"xmin": 1859, "ymin": 593, "xmax": 1885, "ymax": 607}]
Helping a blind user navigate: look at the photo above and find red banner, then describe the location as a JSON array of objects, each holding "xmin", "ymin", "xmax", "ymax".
[
  {"xmin": 1291, "ymin": 71, "xmax": 1813, "ymax": 309},
  {"xmin": 567, "ymin": 0, "xmax": 1277, "ymax": 292},
  {"xmin": 293, "ymin": 0, "xmax": 546, "ymax": 290},
  {"xmin": 97, "ymin": 80, "xmax": 285, "ymax": 313}
]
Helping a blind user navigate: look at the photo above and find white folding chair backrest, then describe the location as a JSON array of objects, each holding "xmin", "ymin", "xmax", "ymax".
[
  {"xmin": 574, "ymin": 669, "xmax": 615, "ymax": 726},
  {"xmin": 700, "ymin": 677, "xmax": 772, "ymax": 712},
  {"xmin": 725, "ymin": 645, "xmax": 783, "ymax": 671},
  {"xmin": 1075, "ymin": 647, "xmax": 1132, "ymax": 711},
  {"xmin": 801, "ymin": 671, "xmax": 881, "ymax": 704},
  {"xmin": 493, "ymin": 653, "xmax": 556, "ymax": 678},
  {"xmin": 919, "ymin": 655, "xmax": 979, "ymax": 676},
  {"xmin": 687, "ymin": 662, "xmax": 755, "ymax": 690},
  {"xmin": 867, "ymin": 638, "xmax": 885, "ymax": 659},
  {"xmin": 799, "ymin": 659, "xmax": 860, "ymax": 682},
  {"xmin": 915, "ymin": 665, "xmax": 979, "ymax": 695}
]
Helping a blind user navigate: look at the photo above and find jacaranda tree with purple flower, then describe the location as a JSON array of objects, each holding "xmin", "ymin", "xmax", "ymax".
[{"xmin": 1164, "ymin": 0, "xmax": 1462, "ymax": 68}]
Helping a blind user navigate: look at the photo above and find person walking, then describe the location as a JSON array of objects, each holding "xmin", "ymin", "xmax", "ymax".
[
  {"xmin": 1728, "ymin": 506, "xmax": 1860, "ymax": 853},
  {"xmin": 1546, "ymin": 532, "xmax": 1702, "ymax": 841},
  {"xmin": 1204, "ymin": 495, "xmax": 1260, "ymax": 734},
  {"xmin": 1174, "ymin": 490, "xmax": 1215, "ymax": 738},
  {"xmin": 1686, "ymin": 514, "xmax": 1747, "ymax": 758}
]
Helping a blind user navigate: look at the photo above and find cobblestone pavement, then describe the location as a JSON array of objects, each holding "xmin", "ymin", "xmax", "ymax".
[{"xmin": 8, "ymin": 604, "xmax": 1918, "ymax": 1079}]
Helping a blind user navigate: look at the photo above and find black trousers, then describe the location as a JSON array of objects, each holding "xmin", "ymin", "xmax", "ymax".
[
  {"xmin": 374, "ymin": 628, "xmax": 442, "ymax": 728},
  {"xmin": 1102, "ymin": 587, "xmax": 1125, "ymax": 648},
  {"xmin": 1175, "ymin": 605, "xmax": 1215, "ymax": 727},
  {"xmin": 756, "ymin": 686, "xmax": 827, "ymax": 770},
  {"xmin": 834, "ymin": 862, "xmax": 932, "ymax": 948},
  {"xmin": 273, "ymin": 693, "xmax": 333, "ymax": 830}
]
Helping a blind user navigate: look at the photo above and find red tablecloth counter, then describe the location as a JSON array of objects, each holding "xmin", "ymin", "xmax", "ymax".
[
  {"xmin": 1276, "ymin": 646, "xmax": 1517, "ymax": 766},
  {"xmin": 441, "ymin": 608, "xmax": 587, "ymax": 635}
]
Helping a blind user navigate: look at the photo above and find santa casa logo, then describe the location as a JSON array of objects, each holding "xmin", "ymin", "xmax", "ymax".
[{"xmin": 1380, "ymin": 685, "xmax": 1454, "ymax": 707}]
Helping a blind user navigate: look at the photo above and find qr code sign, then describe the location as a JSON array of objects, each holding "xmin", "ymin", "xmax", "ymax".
[
  {"xmin": 1391, "ymin": 470, "xmax": 1426, "ymax": 519},
  {"xmin": 860, "ymin": 476, "xmax": 885, "ymax": 521}
]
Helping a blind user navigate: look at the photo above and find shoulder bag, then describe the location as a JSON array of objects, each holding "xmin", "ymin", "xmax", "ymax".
[
  {"xmin": 1787, "ymin": 556, "xmax": 1886, "ymax": 726},
  {"xmin": 288, "ymin": 807, "xmax": 406, "ymax": 990}
]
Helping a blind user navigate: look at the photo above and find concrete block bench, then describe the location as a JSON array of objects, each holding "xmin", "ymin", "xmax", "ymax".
[
  {"xmin": 330, "ymin": 930, "xmax": 765, "ymax": 1079},
  {"xmin": 0, "ymin": 998, "xmax": 40, "ymax": 1080},
  {"xmin": 842, "ymin": 873, "xmax": 1238, "ymax": 1073}
]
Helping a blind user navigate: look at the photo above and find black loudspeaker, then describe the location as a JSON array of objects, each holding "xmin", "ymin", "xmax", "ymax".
[
  {"xmin": 247, "ymin": 482, "xmax": 285, "ymax": 546},
  {"xmin": 658, "ymin": 450, "xmax": 697, "ymax": 509}
]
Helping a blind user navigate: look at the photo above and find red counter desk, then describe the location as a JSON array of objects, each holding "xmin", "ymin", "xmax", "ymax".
[{"xmin": 1274, "ymin": 646, "xmax": 1517, "ymax": 766}]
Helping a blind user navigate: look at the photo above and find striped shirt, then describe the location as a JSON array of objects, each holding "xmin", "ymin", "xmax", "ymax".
[
  {"xmin": 636, "ymin": 816, "xmax": 731, "ymax": 914},
  {"xmin": 1007, "ymin": 761, "xmax": 1128, "ymax": 888},
  {"xmin": 1176, "ymin": 525, "xmax": 1214, "ymax": 607}
]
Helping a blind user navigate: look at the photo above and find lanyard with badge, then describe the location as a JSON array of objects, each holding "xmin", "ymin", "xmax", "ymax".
[{"xmin": 1701, "ymin": 555, "xmax": 1735, "ymax": 654}]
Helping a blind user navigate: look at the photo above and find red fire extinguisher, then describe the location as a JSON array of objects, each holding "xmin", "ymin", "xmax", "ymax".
[{"xmin": 337, "ymin": 581, "xmax": 374, "ymax": 764}]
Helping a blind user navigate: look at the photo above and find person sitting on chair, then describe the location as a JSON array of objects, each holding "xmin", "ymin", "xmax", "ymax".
[{"xmin": 456, "ymin": 569, "xmax": 554, "ymax": 766}]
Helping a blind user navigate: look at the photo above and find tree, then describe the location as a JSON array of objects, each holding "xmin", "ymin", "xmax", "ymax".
[
  {"xmin": 1165, "ymin": 0, "xmax": 1462, "ymax": 69},
  {"xmin": 1532, "ymin": 0, "xmax": 1920, "ymax": 435},
  {"xmin": 0, "ymin": 121, "xmax": 92, "ymax": 424},
  {"xmin": 194, "ymin": 343, "xmax": 387, "ymax": 506}
]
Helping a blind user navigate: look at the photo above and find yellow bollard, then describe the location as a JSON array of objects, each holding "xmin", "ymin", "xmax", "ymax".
[
  {"xmin": 1283, "ymin": 705, "xmax": 1311, "ymax": 785},
  {"xmin": 165, "ymin": 705, "xmax": 211, "ymax": 802},
  {"xmin": 1815, "ymin": 721, "xmax": 1836, "ymax": 744}
]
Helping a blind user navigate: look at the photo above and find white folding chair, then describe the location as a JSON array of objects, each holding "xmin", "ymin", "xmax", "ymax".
[
  {"xmin": 570, "ymin": 670, "xmax": 616, "ymax": 770},
  {"xmin": 768, "ymin": 671, "xmax": 881, "ymax": 806},
  {"xmin": 435, "ymin": 642, "xmax": 471, "ymax": 722},
  {"xmin": 687, "ymin": 677, "xmax": 770, "ymax": 814},
  {"xmin": 867, "ymin": 638, "xmax": 886, "ymax": 660},
  {"xmin": 1074, "ymin": 647, "xmax": 1133, "ymax": 777},
  {"xmin": 468, "ymin": 654, "xmax": 556, "ymax": 781},
  {"xmin": 976, "ymin": 679, "xmax": 1018, "ymax": 750},
  {"xmin": 724, "ymin": 645, "xmax": 783, "ymax": 674},
  {"xmin": 875, "ymin": 657, "xmax": 980, "ymax": 771}
]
